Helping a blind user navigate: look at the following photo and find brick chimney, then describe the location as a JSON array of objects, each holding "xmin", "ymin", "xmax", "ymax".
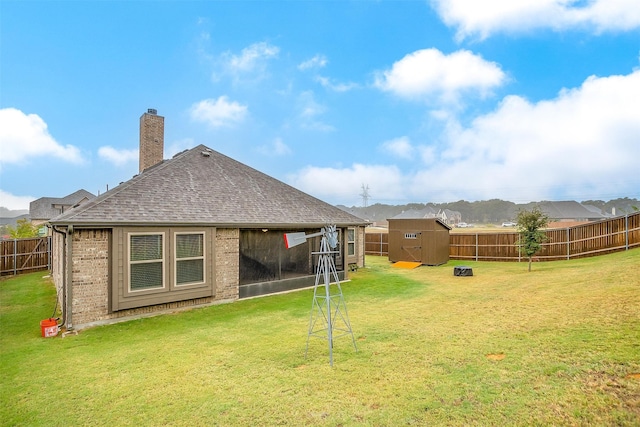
[{"xmin": 139, "ymin": 108, "xmax": 164, "ymax": 172}]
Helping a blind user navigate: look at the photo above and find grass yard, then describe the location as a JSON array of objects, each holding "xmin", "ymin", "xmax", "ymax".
[{"xmin": 1, "ymin": 250, "xmax": 639, "ymax": 426}]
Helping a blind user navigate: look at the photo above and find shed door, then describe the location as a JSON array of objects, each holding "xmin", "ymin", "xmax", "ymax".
[{"xmin": 402, "ymin": 232, "xmax": 421, "ymax": 262}]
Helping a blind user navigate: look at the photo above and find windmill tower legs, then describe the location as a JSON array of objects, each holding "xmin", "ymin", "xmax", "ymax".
[{"xmin": 305, "ymin": 237, "xmax": 357, "ymax": 366}]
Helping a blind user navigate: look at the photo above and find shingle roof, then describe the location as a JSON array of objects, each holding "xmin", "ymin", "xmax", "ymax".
[
  {"xmin": 50, "ymin": 145, "xmax": 368, "ymax": 228},
  {"xmin": 391, "ymin": 206, "xmax": 438, "ymax": 219},
  {"xmin": 30, "ymin": 189, "xmax": 96, "ymax": 220},
  {"xmin": 539, "ymin": 201, "xmax": 606, "ymax": 220}
]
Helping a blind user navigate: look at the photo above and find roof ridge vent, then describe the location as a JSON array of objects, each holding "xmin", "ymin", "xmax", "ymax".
[{"xmin": 201, "ymin": 151, "xmax": 211, "ymax": 157}]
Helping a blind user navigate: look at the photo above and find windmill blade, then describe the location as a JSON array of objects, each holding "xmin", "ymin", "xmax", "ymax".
[{"xmin": 284, "ymin": 232, "xmax": 308, "ymax": 249}]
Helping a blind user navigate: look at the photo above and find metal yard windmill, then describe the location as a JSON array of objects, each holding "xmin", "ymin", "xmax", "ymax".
[{"xmin": 284, "ymin": 225, "xmax": 357, "ymax": 366}]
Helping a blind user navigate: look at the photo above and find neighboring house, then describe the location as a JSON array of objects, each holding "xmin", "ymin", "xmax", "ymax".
[
  {"xmin": 539, "ymin": 201, "xmax": 607, "ymax": 224},
  {"xmin": 49, "ymin": 110, "xmax": 367, "ymax": 330},
  {"xmin": 30, "ymin": 189, "xmax": 96, "ymax": 226},
  {"xmin": 583, "ymin": 204, "xmax": 611, "ymax": 218},
  {"xmin": 438, "ymin": 209, "xmax": 462, "ymax": 226},
  {"xmin": 392, "ymin": 207, "xmax": 438, "ymax": 220},
  {"xmin": 391, "ymin": 207, "xmax": 462, "ymax": 226}
]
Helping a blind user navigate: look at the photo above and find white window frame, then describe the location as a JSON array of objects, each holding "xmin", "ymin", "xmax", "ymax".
[
  {"xmin": 128, "ymin": 232, "xmax": 166, "ymax": 293},
  {"xmin": 174, "ymin": 231, "xmax": 206, "ymax": 287},
  {"xmin": 347, "ymin": 228, "xmax": 356, "ymax": 256}
]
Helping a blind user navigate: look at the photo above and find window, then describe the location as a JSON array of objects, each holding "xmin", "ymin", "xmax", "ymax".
[
  {"xmin": 115, "ymin": 228, "xmax": 213, "ymax": 312},
  {"xmin": 175, "ymin": 233, "xmax": 205, "ymax": 286},
  {"xmin": 129, "ymin": 233, "xmax": 165, "ymax": 291},
  {"xmin": 347, "ymin": 228, "xmax": 356, "ymax": 256}
]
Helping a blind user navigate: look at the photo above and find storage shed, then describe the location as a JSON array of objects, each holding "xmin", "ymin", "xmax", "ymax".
[{"xmin": 388, "ymin": 218, "xmax": 451, "ymax": 266}]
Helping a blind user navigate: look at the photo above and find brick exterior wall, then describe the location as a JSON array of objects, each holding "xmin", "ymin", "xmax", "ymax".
[
  {"xmin": 139, "ymin": 111, "xmax": 164, "ymax": 173},
  {"xmin": 357, "ymin": 226, "xmax": 366, "ymax": 267},
  {"xmin": 52, "ymin": 226, "xmax": 365, "ymax": 329},
  {"xmin": 52, "ymin": 227, "xmax": 243, "ymax": 329},
  {"xmin": 215, "ymin": 228, "xmax": 240, "ymax": 300},
  {"xmin": 71, "ymin": 229, "xmax": 110, "ymax": 326}
]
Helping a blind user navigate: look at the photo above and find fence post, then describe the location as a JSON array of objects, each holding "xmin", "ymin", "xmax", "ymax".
[
  {"xmin": 475, "ymin": 233, "xmax": 479, "ymax": 262},
  {"xmin": 48, "ymin": 236, "xmax": 52, "ymax": 271},
  {"xmin": 13, "ymin": 239, "xmax": 17, "ymax": 275},
  {"xmin": 625, "ymin": 214, "xmax": 629, "ymax": 251},
  {"xmin": 566, "ymin": 228, "xmax": 570, "ymax": 260}
]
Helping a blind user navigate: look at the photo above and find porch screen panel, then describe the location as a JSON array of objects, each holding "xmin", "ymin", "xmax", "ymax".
[
  {"xmin": 176, "ymin": 233, "xmax": 204, "ymax": 285},
  {"xmin": 130, "ymin": 234, "xmax": 164, "ymax": 290}
]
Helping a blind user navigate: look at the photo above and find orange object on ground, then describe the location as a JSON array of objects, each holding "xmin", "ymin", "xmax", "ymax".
[
  {"xmin": 40, "ymin": 318, "xmax": 59, "ymax": 337},
  {"xmin": 391, "ymin": 261, "xmax": 422, "ymax": 269}
]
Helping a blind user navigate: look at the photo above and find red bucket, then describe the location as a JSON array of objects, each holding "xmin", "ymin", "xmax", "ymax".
[{"xmin": 40, "ymin": 318, "xmax": 59, "ymax": 338}]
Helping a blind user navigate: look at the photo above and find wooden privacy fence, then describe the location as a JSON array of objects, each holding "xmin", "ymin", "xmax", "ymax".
[
  {"xmin": 0, "ymin": 237, "xmax": 51, "ymax": 276},
  {"xmin": 366, "ymin": 212, "xmax": 640, "ymax": 262}
]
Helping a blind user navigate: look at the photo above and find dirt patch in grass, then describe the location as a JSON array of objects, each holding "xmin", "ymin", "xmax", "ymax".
[
  {"xmin": 583, "ymin": 370, "xmax": 640, "ymax": 418},
  {"xmin": 485, "ymin": 353, "xmax": 506, "ymax": 361}
]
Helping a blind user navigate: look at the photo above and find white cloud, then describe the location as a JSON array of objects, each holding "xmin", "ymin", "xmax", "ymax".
[
  {"xmin": 190, "ymin": 97, "xmax": 248, "ymax": 128},
  {"xmin": 410, "ymin": 69, "xmax": 640, "ymax": 202},
  {"xmin": 297, "ymin": 91, "xmax": 335, "ymax": 132},
  {"xmin": 431, "ymin": 0, "xmax": 640, "ymax": 40},
  {"xmin": 374, "ymin": 48, "xmax": 506, "ymax": 103},
  {"xmin": 298, "ymin": 54, "xmax": 328, "ymax": 71},
  {"xmin": 291, "ymin": 70, "xmax": 640, "ymax": 205},
  {"xmin": 229, "ymin": 41, "xmax": 279, "ymax": 71},
  {"xmin": 257, "ymin": 137, "xmax": 291, "ymax": 156},
  {"xmin": 298, "ymin": 91, "xmax": 325, "ymax": 118},
  {"xmin": 315, "ymin": 76, "xmax": 359, "ymax": 92},
  {"xmin": 287, "ymin": 164, "xmax": 406, "ymax": 205},
  {"xmin": 216, "ymin": 41, "xmax": 279, "ymax": 83},
  {"xmin": 0, "ymin": 189, "xmax": 35, "ymax": 211},
  {"xmin": 418, "ymin": 146, "xmax": 437, "ymax": 165},
  {"xmin": 98, "ymin": 146, "xmax": 138, "ymax": 166},
  {"xmin": 0, "ymin": 108, "xmax": 83, "ymax": 166},
  {"xmin": 380, "ymin": 136, "xmax": 414, "ymax": 160}
]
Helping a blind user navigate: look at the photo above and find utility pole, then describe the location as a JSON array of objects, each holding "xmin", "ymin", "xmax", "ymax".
[{"xmin": 360, "ymin": 184, "xmax": 370, "ymax": 208}]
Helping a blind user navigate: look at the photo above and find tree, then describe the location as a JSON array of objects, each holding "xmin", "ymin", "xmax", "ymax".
[
  {"xmin": 516, "ymin": 207, "xmax": 549, "ymax": 272},
  {"xmin": 7, "ymin": 219, "xmax": 40, "ymax": 238}
]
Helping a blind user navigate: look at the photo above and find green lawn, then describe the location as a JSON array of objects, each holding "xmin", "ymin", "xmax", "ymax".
[{"xmin": 2, "ymin": 251, "xmax": 639, "ymax": 426}]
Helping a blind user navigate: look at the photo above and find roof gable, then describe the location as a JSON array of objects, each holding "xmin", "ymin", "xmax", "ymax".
[
  {"xmin": 391, "ymin": 206, "xmax": 439, "ymax": 219},
  {"xmin": 51, "ymin": 145, "xmax": 366, "ymax": 227},
  {"xmin": 30, "ymin": 189, "xmax": 96, "ymax": 220},
  {"xmin": 539, "ymin": 201, "xmax": 606, "ymax": 220}
]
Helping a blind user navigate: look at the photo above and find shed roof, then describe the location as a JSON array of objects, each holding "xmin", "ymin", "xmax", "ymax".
[{"xmin": 50, "ymin": 145, "xmax": 367, "ymax": 228}]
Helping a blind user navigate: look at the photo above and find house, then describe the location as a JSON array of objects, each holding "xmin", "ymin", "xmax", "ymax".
[
  {"xmin": 49, "ymin": 110, "xmax": 368, "ymax": 330},
  {"xmin": 391, "ymin": 206, "xmax": 461, "ymax": 227},
  {"xmin": 30, "ymin": 189, "xmax": 96, "ymax": 226},
  {"xmin": 538, "ymin": 201, "xmax": 606, "ymax": 227},
  {"xmin": 392, "ymin": 206, "xmax": 438, "ymax": 220},
  {"xmin": 438, "ymin": 209, "xmax": 462, "ymax": 226}
]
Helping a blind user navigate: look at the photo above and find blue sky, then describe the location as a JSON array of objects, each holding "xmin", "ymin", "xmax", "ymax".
[{"xmin": 1, "ymin": 0, "xmax": 639, "ymax": 211}]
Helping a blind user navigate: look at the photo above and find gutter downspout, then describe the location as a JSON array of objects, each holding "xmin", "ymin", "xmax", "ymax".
[
  {"xmin": 51, "ymin": 224, "xmax": 73, "ymax": 330},
  {"xmin": 65, "ymin": 225, "xmax": 74, "ymax": 330}
]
